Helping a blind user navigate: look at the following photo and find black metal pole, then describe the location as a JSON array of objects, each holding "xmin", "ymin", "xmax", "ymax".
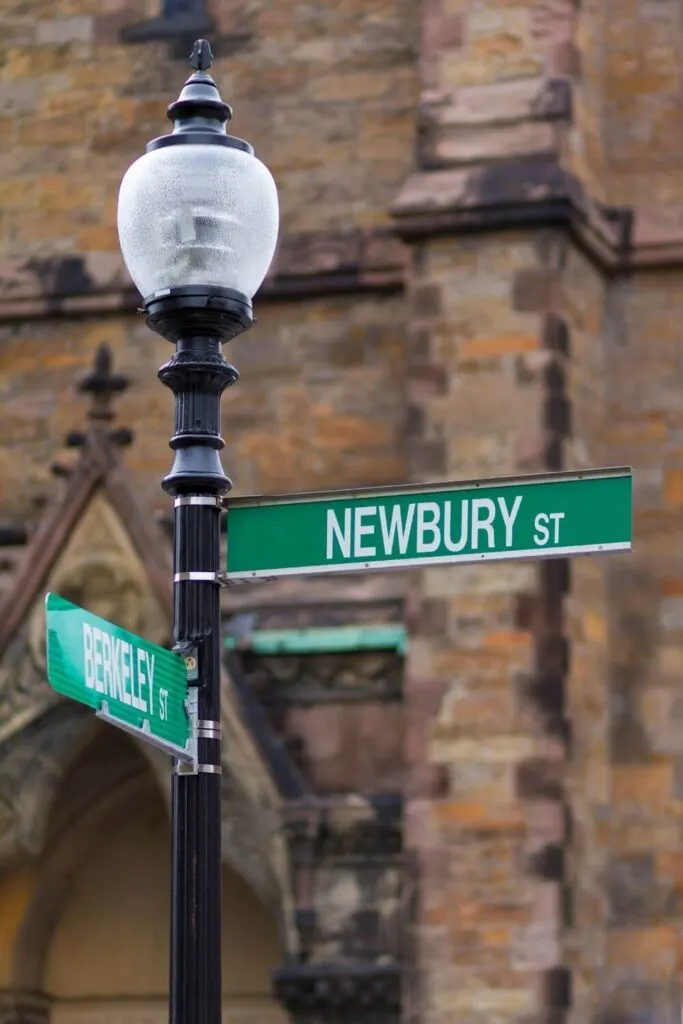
[
  {"xmin": 159, "ymin": 334, "xmax": 239, "ymax": 1024},
  {"xmin": 122, "ymin": 38, "xmax": 264, "ymax": 1024}
]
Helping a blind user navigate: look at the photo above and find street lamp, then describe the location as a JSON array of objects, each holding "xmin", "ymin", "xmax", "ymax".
[{"xmin": 117, "ymin": 40, "xmax": 279, "ymax": 1024}]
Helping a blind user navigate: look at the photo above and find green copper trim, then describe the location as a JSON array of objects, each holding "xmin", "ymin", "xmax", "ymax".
[{"xmin": 224, "ymin": 624, "xmax": 408, "ymax": 656}]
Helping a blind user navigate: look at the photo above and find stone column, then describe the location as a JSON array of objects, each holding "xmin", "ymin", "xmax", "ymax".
[
  {"xmin": 391, "ymin": 0, "xmax": 583, "ymax": 1016},
  {"xmin": 394, "ymin": 229, "xmax": 572, "ymax": 1023},
  {"xmin": 563, "ymin": 225, "xmax": 683, "ymax": 1024}
]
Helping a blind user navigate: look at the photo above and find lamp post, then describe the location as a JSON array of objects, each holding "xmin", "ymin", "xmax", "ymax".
[{"xmin": 116, "ymin": 40, "xmax": 279, "ymax": 1024}]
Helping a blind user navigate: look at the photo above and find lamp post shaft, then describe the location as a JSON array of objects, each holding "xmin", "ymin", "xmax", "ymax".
[
  {"xmin": 117, "ymin": 38, "xmax": 276, "ymax": 1019},
  {"xmin": 160, "ymin": 333, "xmax": 238, "ymax": 1024}
]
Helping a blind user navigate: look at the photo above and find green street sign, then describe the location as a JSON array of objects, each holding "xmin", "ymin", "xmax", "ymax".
[
  {"xmin": 45, "ymin": 593, "xmax": 194, "ymax": 763},
  {"xmin": 226, "ymin": 467, "xmax": 632, "ymax": 582}
]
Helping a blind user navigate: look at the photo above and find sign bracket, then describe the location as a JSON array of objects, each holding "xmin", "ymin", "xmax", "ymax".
[
  {"xmin": 217, "ymin": 572, "xmax": 276, "ymax": 587},
  {"xmin": 176, "ymin": 687, "xmax": 199, "ymax": 775},
  {"xmin": 96, "ymin": 701, "xmax": 196, "ymax": 765}
]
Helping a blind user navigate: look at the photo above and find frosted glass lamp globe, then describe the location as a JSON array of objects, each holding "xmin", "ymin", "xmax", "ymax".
[{"xmin": 117, "ymin": 141, "xmax": 279, "ymax": 301}]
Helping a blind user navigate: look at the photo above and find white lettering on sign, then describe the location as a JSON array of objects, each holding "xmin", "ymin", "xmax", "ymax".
[
  {"xmin": 417, "ymin": 502, "xmax": 440, "ymax": 553},
  {"xmin": 324, "ymin": 495, "xmax": 526, "ymax": 561},
  {"xmin": 354, "ymin": 506, "xmax": 377, "ymax": 557},
  {"xmin": 471, "ymin": 498, "xmax": 495, "ymax": 549},
  {"xmin": 379, "ymin": 503, "xmax": 415, "ymax": 554},
  {"xmin": 443, "ymin": 501, "xmax": 468, "ymax": 552},
  {"xmin": 121, "ymin": 641, "xmax": 132, "ymax": 705},
  {"xmin": 136, "ymin": 649, "xmax": 147, "ymax": 711},
  {"xmin": 94, "ymin": 627, "xmax": 104, "ymax": 690},
  {"xmin": 550, "ymin": 512, "xmax": 565, "ymax": 542},
  {"xmin": 110, "ymin": 637, "xmax": 123, "ymax": 700},
  {"xmin": 534, "ymin": 511, "xmax": 565, "ymax": 546},
  {"xmin": 147, "ymin": 653, "xmax": 156, "ymax": 713},
  {"xmin": 82, "ymin": 624, "xmax": 158, "ymax": 715},
  {"xmin": 84, "ymin": 624, "xmax": 95, "ymax": 689},
  {"xmin": 498, "ymin": 495, "xmax": 523, "ymax": 547},
  {"xmin": 326, "ymin": 508, "xmax": 351, "ymax": 559},
  {"xmin": 101, "ymin": 631, "xmax": 113, "ymax": 697}
]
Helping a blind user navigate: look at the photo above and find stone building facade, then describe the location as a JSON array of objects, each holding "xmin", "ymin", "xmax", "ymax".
[{"xmin": 0, "ymin": 0, "xmax": 682, "ymax": 1022}]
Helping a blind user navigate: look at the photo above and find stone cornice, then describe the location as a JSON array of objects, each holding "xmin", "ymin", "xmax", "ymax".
[
  {"xmin": 392, "ymin": 154, "xmax": 683, "ymax": 272},
  {"xmin": 3, "ymin": 172, "xmax": 682, "ymax": 329},
  {"xmin": 0, "ymin": 229, "xmax": 407, "ymax": 324},
  {"xmin": 272, "ymin": 964, "xmax": 401, "ymax": 1024},
  {"xmin": 390, "ymin": 72, "xmax": 683, "ymax": 271}
]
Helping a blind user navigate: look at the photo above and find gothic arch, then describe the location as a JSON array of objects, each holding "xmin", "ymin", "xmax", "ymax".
[
  {"xmin": 0, "ymin": 345, "xmax": 298, "ymax": 987},
  {"xmin": 3, "ymin": 720, "xmax": 285, "ymax": 1024},
  {"xmin": 0, "ymin": 699, "xmax": 292, "ymax": 951},
  {"xmin": 11, "ymin": 731, "xmax": 153, "ymax": 992}
]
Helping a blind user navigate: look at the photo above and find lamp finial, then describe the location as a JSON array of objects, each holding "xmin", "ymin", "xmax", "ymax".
[{"xmin": 190, "ymin": 39, "xmax": 213, "ymax": 73}]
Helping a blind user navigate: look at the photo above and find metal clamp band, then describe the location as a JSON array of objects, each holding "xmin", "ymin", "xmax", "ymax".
[
  {"xmin": 172, "ymin": 763, "xmax": 221, "ymax": 776},
  {"xmin": 174, "ymin": 572, "xmax": 219, "ymax": 583},
  {"xmin": 174, "ymin": 496, "xmax": 222, "ymax": 508},
  {"xmin": 218, "ymin": 573, "xmax": 278, "ymax": 587},
  {"xmin": 197, "ymin": 721, "xmax": 221, "ymax": 739}
]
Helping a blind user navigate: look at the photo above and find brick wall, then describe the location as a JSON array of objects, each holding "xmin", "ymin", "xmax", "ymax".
[
  {"xmin": 0, "ymin": 292, "xmax": 407, "ymax": 520},
  {"xmin": 570, "ymin": 0, "xmax": 683, "ymax": 207},
  {"xmin": 0, "ymin": 0, "xmax": 419, "ymax": 262}
]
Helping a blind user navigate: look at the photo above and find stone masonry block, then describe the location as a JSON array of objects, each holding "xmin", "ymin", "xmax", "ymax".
[
  {"xmin": 512, "ymin": 269, "xmax": 557, "ymax": 313},
  {"xmin": 606, "ymin": 854, "xmax": 677, "ymax": 926},
  {"xmin": 35, "ymin": 16, "xmax": 94, "ymax": 44}
]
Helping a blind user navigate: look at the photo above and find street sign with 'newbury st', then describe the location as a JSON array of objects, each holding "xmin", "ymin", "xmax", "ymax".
[
  {"xmin": 226, "ymin": 467, "xmax": 633, "ymax": 581},
  {"xmin": 45, "ymin": 594, "xmax": 193, "ymax": 762}
]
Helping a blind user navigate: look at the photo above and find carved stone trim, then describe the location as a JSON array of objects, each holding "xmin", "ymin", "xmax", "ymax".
[
  {"xmin": 0, "ymin": 230, "xmax": 406, "ymax": 324},
  {"xmin": 226, "ymin": 652, "xmax": 309, "ymax": 802},
  {"xmin": 0, "ymin": 427, "xmax": 172, "ymax": 665},
  {"xmin": 272, "ymin": 964, "xmax": 401, "ymax": 1024},
  {"xmin": 239, "ymin": 649, "xmax": 404, "ymax": 707},
  {"xmin": 284, "ymin": 794, "xmax": 403, "ymax": 863},
  {"xmin": 0, "ymin": 991, "xmax": 50, "ymax": 1024},
  {"xmin": 0, "ymin": 528, "xmax": 27, "ymax": 547},
  {"xmin": 224, "ymin": 600, "xmax": 404, "ymax": 633},
  {"xmin": 0, "ymin": 456, "xmax": 102, "ymax": 660},
  {"xmin": 103, "ymin": 468, "xmax": 172, "ymax": 619},
  {"xmin": 0, "ymin": 702, "xmax": 93, "ymax": 864},
  {"xmin": 389, "ymin": 158, "xmax": 676, "ymax": 272},
  {"xmin": 283, "ymin": 797, "xmax": 406, "ymax": 970}
]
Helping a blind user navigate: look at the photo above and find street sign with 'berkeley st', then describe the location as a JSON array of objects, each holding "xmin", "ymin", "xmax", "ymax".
[
  {"xmin": 45, "ymin": 594, "xmax": 193, "ymax": 762},
  {"xmin": 226, "ymin": 467, "xmax": 632, "ymax": 582}
]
